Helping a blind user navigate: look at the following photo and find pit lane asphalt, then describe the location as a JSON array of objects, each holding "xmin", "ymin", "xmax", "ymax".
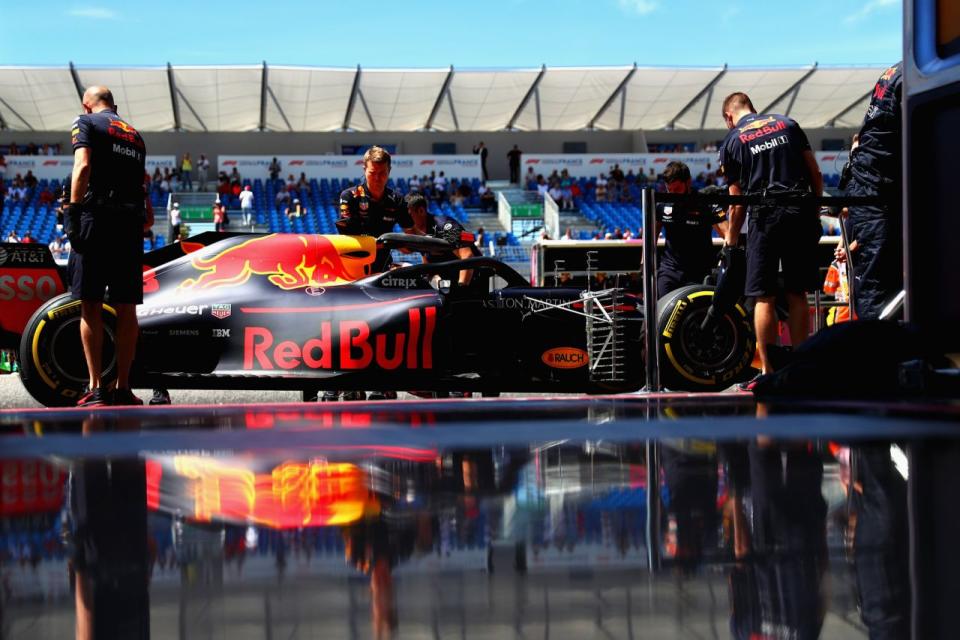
[{"xmin": 0, "ymin": 372, "xmax": 302, "ymax": 408}]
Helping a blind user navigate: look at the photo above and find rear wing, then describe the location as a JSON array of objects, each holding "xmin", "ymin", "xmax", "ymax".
[{"xmin": 0, "ymin": 243, "xmax": 67, "ymax": 349}]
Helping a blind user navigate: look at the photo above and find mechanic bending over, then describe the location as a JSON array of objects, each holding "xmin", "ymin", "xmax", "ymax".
[
  {"xmin": 337, "ymin": 146, "xmax": 414, "ymax": 272},
  {"xmin": 655, "ymin": 161, "xmax": 728, "ymax": 298},
  {"xmin": 718, "ymin": 92, "xmax": 823, "ymax": 382},
  {"xmin": 404, "ymin": 193, "xmax": 481, "ymax": 286},
  {"xmin": 66, "ymin": 85, "xmax": 147, "ymax": 407}
]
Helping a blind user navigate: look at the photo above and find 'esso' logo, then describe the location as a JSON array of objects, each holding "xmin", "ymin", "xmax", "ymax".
[{"xmin": 0, "ymin": 275, "xmax": 58, "ymax": 302}]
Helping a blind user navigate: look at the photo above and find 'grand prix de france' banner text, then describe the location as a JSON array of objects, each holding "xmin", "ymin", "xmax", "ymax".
[
  {"xmin": 217, "ymin": 155, "xmax": 482, "ymax": 182},
  {"xmin": 3, "ymin": 156, "xmax": 176, "ymax": 181}
]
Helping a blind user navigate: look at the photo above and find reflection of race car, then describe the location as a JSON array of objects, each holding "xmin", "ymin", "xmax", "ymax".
[{"xmin": 7, "ymin": 232, "xmax": 754, "ymax": 406}]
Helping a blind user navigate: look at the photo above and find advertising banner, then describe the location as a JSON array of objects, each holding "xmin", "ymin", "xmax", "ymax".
[
  {"xmin": 2, "ymin": 155, "xmax": 175, "ymax": 181},
  {"xmin": 217, "ymin": 155, "xmax": 482, "ymax": 182}
]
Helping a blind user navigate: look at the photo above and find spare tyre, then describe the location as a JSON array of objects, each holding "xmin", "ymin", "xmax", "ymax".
[
  {"xmin": 19, "ymin": 293, "xmax": 118, "ymax": 407},
  {"xmin": 656, "ymin": 284, "xmax": 754, "ymax": 391}
]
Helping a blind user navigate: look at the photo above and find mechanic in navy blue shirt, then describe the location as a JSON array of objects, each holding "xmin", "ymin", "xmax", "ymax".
[
  {"xmin": 337, "ymin": 146, "xmax": 414, "ymax": 272},
  {"xmin": 405, "ymin": 192, "xmax": 480, "ymax": 285},
  {"xmin": 719, "ymin": 92, "xmax": 823, "ymax": 378},
  {"xmin": 842, "ymin": 63, "xmax": 902, "ymax": 320},
  {"xmin": 655, "ymin": 161, "xmax": 727, "ymax": 297},
  {"xmin": 66, "ymin": 85, "xmax": 147, "ymax": 407}
]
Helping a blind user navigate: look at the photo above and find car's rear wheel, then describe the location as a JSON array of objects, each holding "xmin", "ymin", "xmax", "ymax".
[
  {"xmin": 656, "ymin": 285, "xmax": 754, "ymax": 391},
  {"xmin": 19, "ymin": 294, "xmax": 118, "ymax": 407}
]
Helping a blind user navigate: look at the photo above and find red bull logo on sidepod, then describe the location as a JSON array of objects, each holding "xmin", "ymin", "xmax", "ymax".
[{"xmin": 179, "ymin": 234, "xmax": 375, "ymax": 291}]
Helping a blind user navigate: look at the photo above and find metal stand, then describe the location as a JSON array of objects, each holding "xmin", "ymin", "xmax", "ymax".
[
  {"xmin": 641, "ymin": 188, "xmax": 660, "ymax": 392},
  {"xmin": 839, "ymin": 215, "xmax": 857, "ymax": 320}
]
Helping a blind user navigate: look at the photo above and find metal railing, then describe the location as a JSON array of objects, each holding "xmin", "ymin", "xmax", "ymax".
[{"xmin": 544, "ymin": 191, "xmax": 560, "ymax": 240}]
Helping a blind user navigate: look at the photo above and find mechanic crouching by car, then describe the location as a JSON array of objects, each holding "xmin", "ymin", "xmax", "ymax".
[
  {"xmin": 405, "ymin": 192, "xmax": 480, "ymax": 285},
  {"xmin": 65, "ymin": 85, "xmax": 147, "ymax": 407},
  {"xmin": 328, "ymin": 146, "xmax": 415, "ymax": 402},
  {"xmin": 655, "ymin": 161, "xmax": 728, "ymax": 297},
  {"xmin": 718, "ymin": 92, "xmax": 823, "ymax": 386}
]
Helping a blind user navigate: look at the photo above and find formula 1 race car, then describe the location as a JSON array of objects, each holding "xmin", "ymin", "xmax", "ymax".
[{"xmin": 2, "ymin": 233, "xmax": 754, "ymax": 407}]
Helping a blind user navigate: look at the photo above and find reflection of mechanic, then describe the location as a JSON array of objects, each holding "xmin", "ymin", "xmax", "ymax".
[
  {"xmin": 337, "ymin": 146, "xmax": 414, "ymax": 272},
  {"xmin": 655, "ymin": 161, "xmax": 727, "ymax": 297},
  {"xmin": 405, "ymin": 193, "xmax": 480, "ymax": 285},
  {"xmin": 843, "ymin": 63, "xmax": 902, "ymax": 320},
  {"xmin": 719, "ymin": 92, "xmax": 823, "ymax": 377},
  {"xmin": 67, "ymin": 86, "xmax": 147, "ymax": 406}
]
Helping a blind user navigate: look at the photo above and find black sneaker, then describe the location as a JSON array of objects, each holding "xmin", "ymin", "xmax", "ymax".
[
  {"xmin": 149, "ymin": 389, "xmax": 172, "ymax": 405},
  {"xmin": 77, "ymin": 387, "xmax": 108, "ymax": 408},
  {"xmin": 112, "ymin": 388, "xmax": 144, "ymax": 406}
]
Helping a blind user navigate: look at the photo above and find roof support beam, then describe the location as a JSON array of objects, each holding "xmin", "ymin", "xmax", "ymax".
[
  {"xmin": 668, "ymin": 65, "xmax": 727, "ymax": 129},
  {"xmin": 507, "ymin": 65, "xmax": 546, "ymax": 130},
  {"xmin": 68, "ymin": 62, "xmax": 85, "ymax": 102},
  {"xmin": 358, "ymin": 89, "xmax": 375, "ymax": 131},
  {"xmin": 343, "ymin": 65, "xmax": 362, "ymax": 130},
  {"xmin": 176, "ymin": 87, "xmax": 208, "ymax": 132},
  {"xmin": 827, "ymin": 89, "xmax": 873, "ymax": 127},
  {"xmin": 588, "ymin": 63, "xmax": 637, "ymax": 129},
  {"xmin": 267, "ymin": 87, "xmax": 293, "ymax": 132},
  {"xmin": 425, "ymin": 65, "xmax": 455, "ymax": 130},
  {"xmin": 0, "ymin": 96, "xmax": 32, "ymax": 131},
  {"xmin": 760, "ymin": 63, "xmax": 818, "ymax": 114},
  {"xmin": 447, "ymin": 90, "xmax": 460, "ymax": 131},
  {"xmin": 166, "ymin": 63, "xmax": 182, "ymax": 131},
  {"xmin": 0, "ymin": 106, "xmax": 7, "ymax": 130},
  {"xmin": 259, "ymin": 61, "xmax": 269, "ymax": 131}
]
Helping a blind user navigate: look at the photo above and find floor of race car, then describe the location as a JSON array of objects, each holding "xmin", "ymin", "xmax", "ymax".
[{"xmin": 0, "ymin": 372, "xmax": 957, "ymax": 639}]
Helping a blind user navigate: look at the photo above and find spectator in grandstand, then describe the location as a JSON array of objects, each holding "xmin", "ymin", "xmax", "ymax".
[
  {"xmin": 475, "ymin": 226, "xmax": 487, "ymax": 249},
  {"xmin": 719, "ymin": 91, "xmax": 822, "ymax": 382},
  {"xmin": 169, "ymin": 168, "xmax": 181, "ymax": 193},
  {"xmin": 420, "ymin": 174, "xmax": 433, "ymax": 199},
  {"xmin": 560, "ymin": 227, "xmax": 575, "ymax": 241},
  {"xmin": 407, "ymin": 175, "xmax": 420, "ymax": 193},
  {"xmin": 21, "ymin": 232, "xmax": 34, "ymax": 244},
  {"xmin": 286, "ymin": 174, "xmax": 297, "ymax": 192},
  {"xmin": 596, "ymin": 173, "xmax": 608, "ymax": 202},
  {"xmin": 525, "ymin": 166, "xmax": 536, "ymax": 188},
  {"xmin": 152, "ymin": 166, "xmax": 162, "ymax": 184},
  {"xmin": 655, "ymin": 161, "xmax": 728, "ymax": 298},
  {"xmin": 229, "ymin": 166, "xmax": 241, "ymax": 184},
  {"xmin": 473, "ymin": 141, "xmax": 489, "ymax": 181},
  {"xmin": 8, "ymin": 177, "xmax": 27, "ymax": 202},
  {"xmin": 49, "ymin": 234, "xmax": 66, "ymax": 259},
  {"xmin": 5, "ymin": 230, "xmax": 20, "ymax": 243},
  {"xmin": 38, "ymin": 186, "xmax": 55, "ymax": 206},
  {"xmin": 508, "ymin": 145, "xmax": 522, "ymax": 184},
  {"xmin": 612, "ymin": 227, "xmax": 624, "ymax": 240},
  {"xmin": 536, "ymin": 176, "xmax": 549, "ymax": 197},
  {"xmin": 275, "ymin": 187, "xmax": 290, "ymax": 207},
  {"xmin": 623, "ymin": 229, "xmax": 635, "ymax": 240},
  {"xmin": 24, "ymin": 170, "xmax": 38, "ymax": 190},
  {"xmin": 285, "ymin": 198, "xmax": 305, "ymax": 221},
  {"xmin": 478, "ymin": 182, "xmax": 496, "ymax": 212},
  {"xmin": 269, "ymin": 157, "xmax": 282, "ymax": 181},
  {"xmin": 560, "ymin": 170, "xmax": 574, "ymax": 210},
  {"xmin": 433, "ymin": 171, "xmax": 448, "ymax": 202},
  {"xmin": 239, "ymin": 185, "xmax": 255, "ymax": 228},
  {"xmin": 213, "ymin": 200, "xmax": 225, "ymax": 232},
  {"xmin": 5, "ymin": 142, "xmax": 17, "ymax": 155},
  {"xmin": 197, "ymin": 154, "xmax": 210, "ymax": 191},
  {"xmin": 843, "ymin": 63, "xmax": 903, "ymax": 320},
  {"xmin": 169, "ymin": 202, "xmax": 181, "ymax": 243},
  {"xmin": 230, "ymin": 180, "xmax": 242, "ymax": 198},
  {"xmin": 180, "ymin": 153, "xmax": 193, "ymax": 191},
  {"xmin": 66, "ymin": 85, "xmax": 147, "ymax": 406},
  {"xmin": 297, "ymin": 172, "xmax": 309, "ymax": 189}
]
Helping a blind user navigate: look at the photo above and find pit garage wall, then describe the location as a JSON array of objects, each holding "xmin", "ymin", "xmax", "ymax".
[{"xmin": 0, "ymin": 128, "xmax": 856, "ymax": 182}]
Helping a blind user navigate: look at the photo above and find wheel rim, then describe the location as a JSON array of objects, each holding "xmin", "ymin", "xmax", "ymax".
[
  {"xmin": 676, "ymin": 308, "xmax": 739, "ymax": 372},
  {"xmin": 48, "ymin": 318, "xmax": 117, "ymax": 384}
]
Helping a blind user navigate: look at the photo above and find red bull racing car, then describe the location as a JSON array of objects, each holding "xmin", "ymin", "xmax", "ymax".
[{"xmin": 3, "ymin": 232, "xmax": 753, "ymax": 407}]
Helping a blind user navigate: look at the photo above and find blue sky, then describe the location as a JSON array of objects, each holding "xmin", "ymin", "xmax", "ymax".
[{"xmin": 0, "ymin": 0, "xmax": 902, "ymax": 67}]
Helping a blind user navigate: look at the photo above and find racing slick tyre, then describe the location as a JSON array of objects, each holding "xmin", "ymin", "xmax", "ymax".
[
  {"xmin": 18, "ymin": 294, "xmax": 118, "ymax": 407},
  {"xmin": 656, "ymin": 285, "xmax": 754, "ymax": 392}
]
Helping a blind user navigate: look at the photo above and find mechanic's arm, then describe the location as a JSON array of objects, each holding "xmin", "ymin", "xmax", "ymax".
[
  {"xmin": 725, "ymin": 181, "xmax": 745, "ymax": 246},
  {"xmin": 803, "ymin": 149, "xmax": 823, "ymax": 198},
  {"xmin": 70, "ymin": 148, "xmax": 91, "ymax": 204},
  {"xmin": 454, "ymin": 246, "xmax": 474, "ymax": 285}
]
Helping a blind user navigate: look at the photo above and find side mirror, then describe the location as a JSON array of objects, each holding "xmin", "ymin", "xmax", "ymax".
[{"xmin": 438, "ymin": 279, "xmax": 452, "ymax": 294}]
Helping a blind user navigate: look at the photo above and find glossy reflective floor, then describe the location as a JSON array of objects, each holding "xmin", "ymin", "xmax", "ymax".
[{"xmin": 0, "ymin": 394, "xmax": 956, "ymax": 639}]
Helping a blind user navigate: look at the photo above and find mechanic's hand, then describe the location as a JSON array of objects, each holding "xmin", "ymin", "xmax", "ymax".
[{"xmin": 63, "ymin": 203, "xmax": 84, "ymax": 253}]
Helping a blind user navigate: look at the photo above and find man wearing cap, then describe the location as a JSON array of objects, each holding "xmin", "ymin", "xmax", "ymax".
[
  {"xmin": 718, "ymin": 92, "xmax": 822, "ymax": 381},
  {"xmin": 65, "ymin": 85, "xmax": 147, "ymax": 406}
]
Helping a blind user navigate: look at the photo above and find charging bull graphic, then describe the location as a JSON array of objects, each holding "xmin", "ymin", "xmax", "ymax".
[{"xmin": 179, "ymin": 234, "xmax": 376, "ymax": 291}]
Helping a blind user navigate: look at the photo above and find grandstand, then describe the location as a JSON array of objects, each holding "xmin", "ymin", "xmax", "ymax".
[{"xmin": 0, "ymin": 63, "xmax": 879, "ymax": 250}]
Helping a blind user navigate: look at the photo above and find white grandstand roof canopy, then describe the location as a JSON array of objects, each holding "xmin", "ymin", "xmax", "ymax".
[{"xmin": 0, "ymin": 63, "xmax": 884, "ymax": 133}]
